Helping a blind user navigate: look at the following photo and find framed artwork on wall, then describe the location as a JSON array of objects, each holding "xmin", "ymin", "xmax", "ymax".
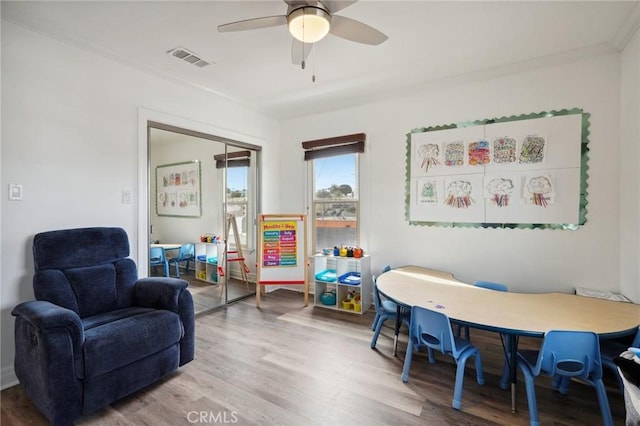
[{"xmin": 155, "ymin": 160, "xmax": 201, "ymax": 217}]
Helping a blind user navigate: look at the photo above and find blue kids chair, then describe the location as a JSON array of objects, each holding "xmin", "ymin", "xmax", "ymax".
[
  {"xmin": 168, "ymin": 243, "xmax": 195, "ymax": 277},
  {"xmin": 371, "ymin": 265, "xmax": 393, "ymax": 331},
  {"xmin": 370, "ymin": 272, "xmax": 410, "ymax": 349},
  {"xmin": 149, "ymin": 246, "xmax": 169, "ymax": 277},
  {"xmin": 401, "ymin": 305, "xmax": 485, "ymax": 410},
  {"xmin": 516, "ymin": 330, "xmax": 612, "ymax": 426}
]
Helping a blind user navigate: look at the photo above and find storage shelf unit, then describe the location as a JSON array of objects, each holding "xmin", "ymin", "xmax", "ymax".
[
  {"xmin": 313, "ymin": 254, "xmax": 371, "ymax": 315},
  {"xmin": 195, "ymin": 242, "xmax": 223, "ymax": 284}
]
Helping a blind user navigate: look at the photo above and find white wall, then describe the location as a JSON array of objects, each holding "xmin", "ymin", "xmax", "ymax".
[
  {"xmin": 0, "ymin": 21, "xmax": 280, "ymax": 388},
  {"xmin": 619, "ymin": 28, "xmax": 640, "ymax": 303},
  {"xmin": 281, "ymin": 52, "xmax": 633, "ymax": 299}
]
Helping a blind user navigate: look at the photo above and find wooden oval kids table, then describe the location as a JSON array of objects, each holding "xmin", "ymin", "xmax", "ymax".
[{"xmin": 376, "ymin": 265, "xmax": 640, "ymax": 413}]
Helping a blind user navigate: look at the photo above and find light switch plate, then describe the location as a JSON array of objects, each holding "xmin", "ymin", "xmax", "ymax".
[
  {"xmin": 9, "ymin": 184, "xmax": 23, "ymax": 201},
  {"xmin": 122, "ymin": 189, "xmax": 133, "ymax": 204}
]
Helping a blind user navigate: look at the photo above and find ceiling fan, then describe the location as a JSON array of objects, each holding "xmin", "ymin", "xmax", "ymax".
[{"xmin": 217, "ymin": 0, "xmax": 388, "ymax": 67}]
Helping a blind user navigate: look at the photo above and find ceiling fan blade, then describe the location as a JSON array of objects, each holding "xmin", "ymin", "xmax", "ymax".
[
  {"xmin": 217, "ymin": 15, "xmax": 287, "ymax": 33},
  {"xmin": 329, "ymin": 15, "xmax": 388, "ymax": 45},
  {"xmin": 322, "ymin": 1, "xmax": 358, "ymax": 14},
  {"xmin": 291, "ymin": 38, "xmax": 313, "ymax": 65}
]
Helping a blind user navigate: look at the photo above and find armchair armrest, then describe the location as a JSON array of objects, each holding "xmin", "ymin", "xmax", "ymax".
[
  {"xmin": 11, "ymin": 300, "xmax": 85, "ymax": 421},
  {"xmin": 12, "ymin": 300, "xmax": 84, "ymax": 349},
  {"xmin": 135, "ymin": 277, "xmax": 195, "ymax": 365},
  {"xmin": 135, "ymin": 277, "xmax": 189, "ymax": 312}
]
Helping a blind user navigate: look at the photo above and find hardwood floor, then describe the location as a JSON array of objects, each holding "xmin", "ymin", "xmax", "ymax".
[
  {"xmin": 151, "ymin": 267, "xmax": 255, "ymax": 315},
  {"xmin": 1, "ymin": 289, "xmax": 627, "ymax": 425}
]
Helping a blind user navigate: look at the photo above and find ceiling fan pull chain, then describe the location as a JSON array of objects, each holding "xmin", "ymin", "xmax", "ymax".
[
  {"xmin": 301, "ymin": 14, "xmax": 306, "ymax": 70},
  {"xmin": 312, "ymin": 43, "xmax": 317, "ymax": 83}
]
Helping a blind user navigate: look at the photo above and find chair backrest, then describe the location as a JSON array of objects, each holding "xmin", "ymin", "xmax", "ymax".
[
  {"xmin": 473, "ymin": 280, "xmax": 508, "ymax": 292},
  {"xmin": 32, "ymin": 227, "xmax": 138, "ymax": 318},
  {"xmin": 149, "ymin": 247, "xmax": 166, "ymax": 264},
  {"xmin": 410, "ymin": 305, "xmax": 460, "ymax": 357},
  {"xmin": 381, "ymin": 265, "xmax": 391, "ymax": 274},
  {"xmin": 532, "ymin": 330, "xmax": 603, "ymax": 380},
  {"xmin": 372, "ymin": 275, "xmax": 382, "ymax": 311},
  {"xmin": 177, "ymin": 243, "xmax": 195, "ymax": 261},
  {"xmin": 631, "ymin": 326, "xmax": 640, "ymax": 347}
]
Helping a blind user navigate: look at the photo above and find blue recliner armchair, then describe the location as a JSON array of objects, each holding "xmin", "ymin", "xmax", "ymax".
[{"xmin": 12, "ymin": 227, "xmax": 195, "ymax": 425}]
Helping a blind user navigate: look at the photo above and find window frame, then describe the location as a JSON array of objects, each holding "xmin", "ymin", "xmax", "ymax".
[
  {"xmin": 215, "ymin": 151, "xmax": 253, "ymax": 250},
  {"xmin": 303, "ymin": 133, "xmax": 365, "ymax": 254}
]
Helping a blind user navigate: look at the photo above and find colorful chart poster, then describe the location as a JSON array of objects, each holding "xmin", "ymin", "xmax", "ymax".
[{"xmin": 261, "ymin": 221, "xmax": 298, "ymax": 267}]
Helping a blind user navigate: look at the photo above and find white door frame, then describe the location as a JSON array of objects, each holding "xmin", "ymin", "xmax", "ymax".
[{"xmin": 137, "ymin": 108, "xmax": 263, "ymax": 275}]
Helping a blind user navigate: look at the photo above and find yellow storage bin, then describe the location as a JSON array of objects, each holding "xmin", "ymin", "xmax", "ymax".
[{"xmin": 341, "ymin": 300, "xmax": 353, "ymax": 310}]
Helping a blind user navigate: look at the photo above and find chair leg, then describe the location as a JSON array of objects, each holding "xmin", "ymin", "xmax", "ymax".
[
  {"xmin": 594, "ymin": 378, "xmax": 613, "ymax": 426},
  {"xmin": 163, "ymin": 262, "xmax": 169, "ymax": 277},
  {"xmin": 371, "ymin": 313, "xmax": 380, "ymax": 331},
  {"xmin": 499, "ymin": 359, "xmax": 510, "ymax": 390},
  {"xmin": 451, "ymin": 349, "xmax": 483, "ymax": 410},
  {"xmin": 371, "ymin": 318, "xmax": 385, "ymax": 349},
  {"xmin": 473, "ymin": 350, "xmax": 485, "ymax": 385},
  {"xmin": 427, "ymin": 347, "xmax": 435, "ymax": 364},
  {"xmin": 401, "ymin": 339, "xmax": 415, "ymax": 382},
  {"xmin": 174, "ymin": 261, "xmax": 180, "ymax": 277},
  {"xmin": 519, "ymin": 364, "xmax": 540, "ymax": 426},
  {"xmin": 452, "ymin": 355, "xmax": 468, "ymax": 410},
  {"xmin": 551, "ymin": 375, "xmax": 571, "ymax": 395}
]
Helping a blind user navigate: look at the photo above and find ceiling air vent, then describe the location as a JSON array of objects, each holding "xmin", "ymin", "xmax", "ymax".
[{"xmin": 167, "ymin": 47, "xmax": 212, "ymax": 68}]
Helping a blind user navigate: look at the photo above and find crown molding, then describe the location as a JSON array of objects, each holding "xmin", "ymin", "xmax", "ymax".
[{"xmin": 611, "ymin": 2, "xmax": 640, "ymax": 51}]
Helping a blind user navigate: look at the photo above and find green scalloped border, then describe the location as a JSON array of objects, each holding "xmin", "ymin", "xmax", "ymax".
[{"xmin": 404, "ymin": 108, "xmax": 589, "ymax": 230}]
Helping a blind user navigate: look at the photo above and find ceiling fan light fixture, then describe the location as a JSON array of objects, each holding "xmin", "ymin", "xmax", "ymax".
[{"xmin": 287, "ymin": 7, "xmax": 330, "ymax": 43}]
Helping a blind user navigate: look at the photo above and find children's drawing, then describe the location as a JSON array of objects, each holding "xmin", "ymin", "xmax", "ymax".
[
  {"xmin": 519, "ymin": 135, "xmax": 546, "ymax": 164},
  {"xmin": 492, "ymin": 137, "xmax": 517, "ymax": 164},
  {"xmin": 444, "ymin": 141, "xmax": 465, "ymax": 166},
  {"xmin": 468, "ymin": 140, "xmax": 491, "ymax": 166},
  {"xmin": 417, "ymin": 179, "xmax": 439, "ymax": 204},
  {"xmin": 525, "ymin": 174, "xmax": 555, "ymax": 207},
  {"xmin": 485, "ymin": 177, "xmax": 514, "ymax": 207},
  {"xmin": 444, "ymin": 180, "xmax": 474, "ymax": 208},
  {"xmin": 416, "ymin": 143, "xmax": 441, "ymax": 172}
]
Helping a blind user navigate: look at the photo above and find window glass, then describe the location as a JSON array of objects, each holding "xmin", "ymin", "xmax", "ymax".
[
  {"xmin": 312, "ymin": 153, "xmax": 359, "ymax": 252},
  {"xmin": 227, "ymin": 166, "xmax": 248, "ymax": 247}
]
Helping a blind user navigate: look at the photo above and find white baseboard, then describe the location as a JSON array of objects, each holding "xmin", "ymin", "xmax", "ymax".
[{"xmin": 1, "ymin": 365, "xmax": 18, "ymax": 390}]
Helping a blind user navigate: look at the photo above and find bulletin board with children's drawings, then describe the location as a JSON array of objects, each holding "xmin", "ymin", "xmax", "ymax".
[{"xmin": 405, "ymin": 109, "xmax": 589, "ymax": 229}]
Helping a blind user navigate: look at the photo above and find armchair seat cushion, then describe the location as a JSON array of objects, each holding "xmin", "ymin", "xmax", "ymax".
[{"xmin": 83, "ymin": 308, "xmax": 183, "ymax": 378}]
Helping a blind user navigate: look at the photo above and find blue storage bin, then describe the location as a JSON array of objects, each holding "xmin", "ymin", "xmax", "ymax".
[
  {"xmin": 315, "ymin": 269, "xmax": 337, "ymax": 282},
  {"xmin": 338, "ymin": 272, "xmax": 361, "ymax": 285}
]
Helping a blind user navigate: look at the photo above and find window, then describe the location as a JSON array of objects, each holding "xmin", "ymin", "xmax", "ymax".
[
  {"xmin": 303, "ymin": 133, "xmax": 364, "ymax": 253},
  {"xmin": 215, "ymin": 151, "xmax": 252, "ymax": 249},
  {"xmin": 226, "ymin": 166, "xmax": 248, "ymax": 247}
]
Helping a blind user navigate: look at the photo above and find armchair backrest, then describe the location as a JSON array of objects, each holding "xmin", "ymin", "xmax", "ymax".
[{"xmin": 33, "ymin": 227, "xmax": 138, "ymax": 318}]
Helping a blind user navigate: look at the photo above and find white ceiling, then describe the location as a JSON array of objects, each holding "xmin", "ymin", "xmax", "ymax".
[{"xmin": 2, "ymin": 1, "xmax": 638, "ymax": 119}]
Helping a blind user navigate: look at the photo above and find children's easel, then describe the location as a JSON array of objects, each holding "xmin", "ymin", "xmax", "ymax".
[
  {"xmin": 255, "ymin": 214, "xmax": 308, "ymax": 308},
  {"xmin": 217, "ymin": 214, "xmax": 250, "ymax": 289}
]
